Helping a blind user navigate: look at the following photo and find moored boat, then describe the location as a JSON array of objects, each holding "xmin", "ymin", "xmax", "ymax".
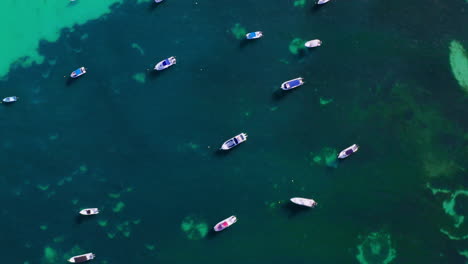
[
  {"xmin": 290, "ymin": 197, "xmax": 317, "ymax": 207},
  {"xmin": 214, "ymin": 215, "xmax": 237, "ymax": 232},
  {"xmin": 155, "ymin": 0, "xmax": 163, "ymax": 2},
  {"xmin": 338, "ymin": 144, "xmax": 359, "ymax": 159},
  {"xmin": 316, "ymin": 0, "xmax": 331, "ymax": 4},
  {"xmin": 154, "ymin": 56, "xmax": 176, "ymax": 71},
  {"xmin": 70, "ymin": 67, "xmax": 87, "ymax": 78},
  {"xmin": 280, "ymin": 77, "xmax": 304, "ymax": 90},
  {"xmin": 79, "ymin": 208, "xmax": 99, "ymax": 216},
  {"xmin": 246, "ymin": 31, "xmax": 263, "ymax": 40},
  {"xmin": 2, "ymin": 96, "xmax": 18, "ymax": 103},
  {"xmin": 305, "ymin": 39, "xmax": 322, "ymax": 48},
  {"xmin": 68, "ymin": 253, "xmax": 95, "ymax": 263},
  {"xmin": 220, "ymin": 133, "xmax": 248, "ymax": 150}
]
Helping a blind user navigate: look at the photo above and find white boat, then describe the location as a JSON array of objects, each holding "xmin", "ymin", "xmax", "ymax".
[
  {"xmin": 154, "ymin": 56, "xmax": 176, "ymax": 71},
  {"xmin": 213, "ymin": 215, "xmax": 237, "ymax": 232},
  {"xmin": 79, "ymin": 208, "xmax": 99, "ymax": 216},
  {"xmin": 338, "ymin": 144, "xmax": 359, "ymax": 159},
  {"xmin": 246, "ymin": 31, "xmax": 263, "ymax": 40},
  {"xmin": 2, "ymin": 96, "xmax": 18, "ymax": 103},
  {"xmin": 220, "ymin": 133, "xmax": 248, "ymax": 150},
  {"xmin": 317, "ymin": 0, "xmax": 331, "ymax": 4},
  {"xmin": 281, "ymin": 77, "xmax": 304, "ymax": 90},
  {"xmin": 68, "ymin": 253, "xmax": 95, "ymax": 263},
  {"xmin": 305, "ymin": 39, "xmax": 322, "ymax": 48},
  {"xmin": 290, "ymin": 197, "xmax": 317, "ymax": 208},
  {"xmin": 70, "ymin": 67, "xmax": 86, "ymax": 78},
  {"xmin": 155, "ymin": 0, "xmax": 163, "ymax": 2}
]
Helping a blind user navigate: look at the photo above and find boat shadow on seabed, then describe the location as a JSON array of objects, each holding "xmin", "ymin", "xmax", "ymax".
[
  {"xmin": 74, "ymin": 214, "xmax": 98, "ymax": 225},
  {"xmin": 281, "ymin": 202, "xmax": 316, "ymax": 219}
]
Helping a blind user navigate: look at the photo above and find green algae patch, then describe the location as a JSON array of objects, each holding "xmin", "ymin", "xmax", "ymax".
[
  {"xmin": 98, "ymin": 220, "xmax": 108, "ymax": 227},
  {"xmin": 37, "ymin": 184, "xmax": 50, "ymax": 191},
  {"xmin": 40, "ymin": 225, "xmax": 48, "ymax": 231},
  {"xmin": 181, "ymin": 216, "xmax": 208, "ymax": 240},
  {"xmin": 43, "ymin": 246, "xmax": 58, "ymax": 264},
  {"xmin": 319, "ymin": 97, "xmax": 333, "ymax": 105},
  {"xmin": 356, "ymin": 231, "xmax": 396, "ymax": 264},
  {"xmin": 449, "ymin": 40, "xmax": 468, "ymax": 93},
  {"xmin": 309, "ymin": 147, "xmax": 338, "ymax": 168},
  {"xmin": 53, "ymin": 236, "xmax": 64, "ymax": 243},
  {"xmin": 131, "ymin": 43, "xmax": 145, "ymax": 55},
  {"xmin": 113, "ymin": 201, "xmax": 125, "ymax": 213},
  {"xmin": 145, "ymin": 244, "xmax": 156, "ymax": 251},
  {"xmin": 79, "ymin": 165, "xmax": 88, "ymax": 173},
  {"xmin": 294, "ymin": 0, "xmax": 307, "ymax": 7},
  {"xmin": 132, "ymin": 72, "xmax": 146, "ymax": 83},
  {"xmin": 0, "ymin": 0, "xmax": 124, "ymax": 79},
  {"xmin": 107, "ymin": 232, "xmax": 116, "ymax": 239},
  {"xmin": 108, "ymin": 193, "xmax": 121, "ymax": 199},
  {"xmin": 289, "ymin": 38, "xmax": 306, "ymax": 55},
  {"xmin": 427, "ymin": 184, "xmax": 468, "ymax": 240},
  {"xmin": 231, "ymin": 24, "xmax": 247, "ymax": 40}
]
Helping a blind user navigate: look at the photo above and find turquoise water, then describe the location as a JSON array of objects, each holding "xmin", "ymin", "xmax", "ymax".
[{"xmin": 0, "ymin": 0, "xmax": 467, "ymax": 263}]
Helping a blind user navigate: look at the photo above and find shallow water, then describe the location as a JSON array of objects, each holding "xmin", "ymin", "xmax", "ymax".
[{"xmin": 0, "ymin": 0, "xmax": 467, "ymax": 263}]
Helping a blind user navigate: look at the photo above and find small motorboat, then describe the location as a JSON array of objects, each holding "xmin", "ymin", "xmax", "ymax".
[
  {"xmin": 246, "ymin": 31, "xmax": 263, "ymax": 40},
  {"xmin": 70, "ymin": 67, "xmax": 86, "ymax": 78},
  {"xmin": 338, "ymin": 144, "xmax": 359, "ymax": 159},
  {"xmin": 155, "ymin": 0, "xmax": 163, "ymax": 2},
  {"xmin": 305, "ymin": 39, "xmax": 322, "ymax": 48},
  {"xmin": 2, "ymin": 96, "xmax": 18, "ymax": 103},
  {"xmin": 68, "ymin": 253, "xmax": 95, "ymax": 263},
  {"xmin": 317, "ymin": 0, "xmax": 331, "ymax": 4},
  {"xmin": 290, "ymin": 197, "xmax": 317, "ymax": 208},
  {"xmin": 281, "ymin": 77, "xmax": 304, "ymax": 90},
  {"xmin": 154, "ymin": 56, "xmax": 176, "ymax": 71},
  {"xmin": 214, "ymin": 215, "xmax": 237, "ymax": 232},
  {"xmin": 220, "ymin": 133, "xmax": 248, "ymax": 150},
  {"xmin": 79, "ymin": 208, "xmax": 99, "ymax": 216}
]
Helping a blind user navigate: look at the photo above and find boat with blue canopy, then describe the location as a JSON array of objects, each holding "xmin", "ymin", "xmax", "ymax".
[
  {"xmin": 281, "ymin": 77, "xmax": 304, "ymax": 90},
  {"xmin": 154, "ymin": 56, "xmax": 176, "ymax": 71},
  {"xmin": 2, "ymin": 96, "xmax": 18, "ymax": 103},
  {"xmin": 246, "ymin": 31, "xmax": 263, "ymax": 40},
  {"xmin": 70, "ymin": 67, "xmax": 86, "ymax": 78}
]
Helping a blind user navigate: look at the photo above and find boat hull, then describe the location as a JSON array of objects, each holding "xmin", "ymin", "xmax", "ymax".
[
  {"xmin": 305, "ymin": 39, "xmax": 322, "ymax": 48},
  {"xmin": 79, "ymin": 208, "xmax": 99, "ymax": 215},
  {"xmin": 246, "ymin": 31, "xmax": 263, "ymax": 39},
  {"xmin": 290, "ymin": 197, "xmax": 317, "ymax": 207},
  {"xmin": 214, "ymin": 215, "xmax": 237, "ymax": 231},
  {"xmin": 154, "ymin": 57, "xmax": 176, "ymax": 71},
  {"xmin": 2, "ymin": 96, "xmax": 18, "ymax": 103},
  {"xmin": 281, "ymin": 77, "xmax": 304, "ymax": 90},
  {"xmin": 220, "ymin": 133, "xmax": 248, "ymax": 150},
  {"xmin": 68, "ymin": 253, "xmax": 95, "ymax": 263},
  {"xmin": 338, "ymin": 144, "xmax": 359, "ymax": 159},
  {"xmin": 70, "ymin": 67, "xmax": 86, "ymax": 78}
]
